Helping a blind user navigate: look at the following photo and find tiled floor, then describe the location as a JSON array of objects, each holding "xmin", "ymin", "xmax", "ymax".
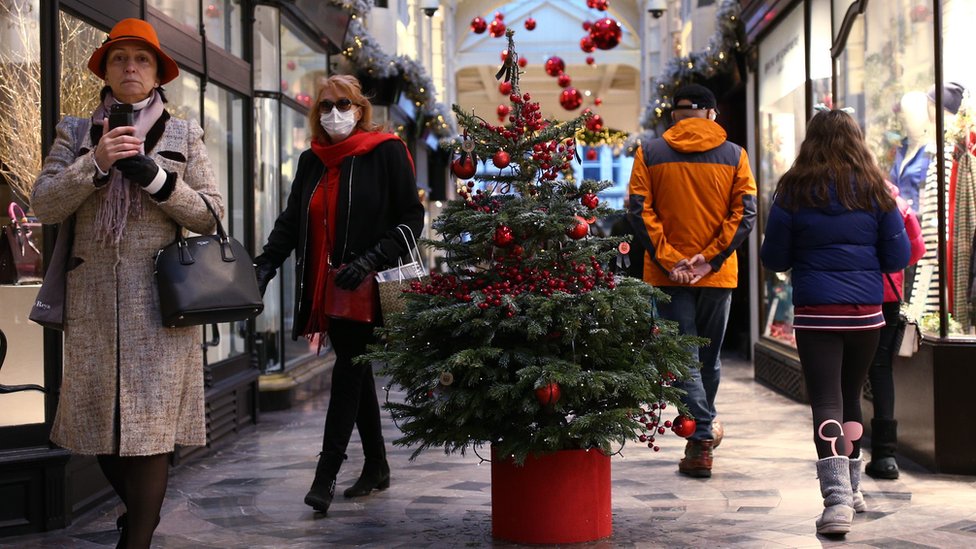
[{"xmin": 5, "ymin": 355, "xmax": 976, "ymax": 548}]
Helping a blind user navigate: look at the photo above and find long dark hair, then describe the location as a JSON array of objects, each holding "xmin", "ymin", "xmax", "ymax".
[{"xmin": 773, "ymin": 109, "xmax": 895, "ymax": 212}]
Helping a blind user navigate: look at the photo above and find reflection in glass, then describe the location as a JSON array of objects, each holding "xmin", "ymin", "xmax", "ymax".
[
  {"xmin": 165, "ymin": 72, "xmax": 201, "ymax": 123},
  {"xmin": 147, "ymin": 0, "xmax": 199, "ymax": 33},
  {"xmin": 281, "ymin": 105, "xmax": 314, "ymax": 366},
  {"xmin": 253, "ymin": 6, "xmax": 280, "ymax": 93},
  {"xmin": 203, "ymin": 0, "xmax": 242, "ymax": 57},
  {"xmin": 254, "ymin": 98, "xmax": 281, "ymax": 372},
  {"xmin": 280, "ymin": 16, "xmax": 327, "ymax": 108}
]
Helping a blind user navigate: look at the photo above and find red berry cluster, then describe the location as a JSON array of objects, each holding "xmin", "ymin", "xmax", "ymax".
[
  {"xmin": 633, "ymin": 401, "xmax": 669, "ymax": 451},
  {"xmin": 531, "ymin": 138, "xmax": 576, "ymax": 181},
  {"xmin": 407, "ymin": 255, "xmax": 618, "ymax": 314},
  {"xmin": 456, "ymin": 184, "xmax": 501, "ymax": 212}
]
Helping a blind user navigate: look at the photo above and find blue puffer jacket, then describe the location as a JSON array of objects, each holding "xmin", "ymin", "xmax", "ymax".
[{"xmin": 760, "ymin": 185, "xmax": 911, "ymax": 307}]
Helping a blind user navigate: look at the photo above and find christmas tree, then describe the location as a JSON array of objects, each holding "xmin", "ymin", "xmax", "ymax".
[{"xmin": 368, "ymin": 31, "xmax": 702, "ymax": 465}]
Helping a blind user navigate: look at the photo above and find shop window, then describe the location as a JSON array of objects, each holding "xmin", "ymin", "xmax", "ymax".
[
  {"xmin": 203, "ymin": 0, "xmax": 243, "ymax": 57},
  {"xmin": 253, "ymin": 97, "xmax": 281, "ymax": 372},
  {"xmin": 203, "ymin": 83, "xmax": 247, "ymax": 364},
  {"xmin": 280, "ymin": 16, "xmax": 327, "ymax": 108},
  {"xmin": 809, "ymin": 0, "xmax": 832, "ymax": 107},
  {"xmin": 281, "ymin": 104, "xmax": 312, "ymax": 366},
  {"xmin": 147, "ymin": 0, "xmax": 199, "ymax": 35},
  {"xmin": 758, "ymin": 3, "xmax": 806, "ymax": 347},
  {"xmin": 0, "ymin": 0, "xmax": 43, "ymax": 429}
]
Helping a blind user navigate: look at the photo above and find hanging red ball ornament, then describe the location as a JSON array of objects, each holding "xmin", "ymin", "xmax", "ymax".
[
  {"xmin": 672, "ymin": 415, "xmax": 696, "ymax": 438},
  {"xmin": 594, "ymin": 0, "xmax": 610, "ymax": 11},
  {"xmin": 594, "ymin": 97, "xmax": 603, "ymax": 106},
  {"xmin": 499, "ymin": 81, "xmax": 512, "ymax": 95},
  {"xmin": 518, "ymin": 57, "xmax": 528, "ymax": 67},
  {"xmin": 544, "ymin": 56, "xmax": 565, "ymax": 77},
  {"xmin": 559, "ymin": 88, "xmax": 583, "ymax": 111},
  {"xmin": 580, "ymin": 36, "xmax": 596, "ymax": 53},
  {"xmin": 582, "ymin": 193, "xmax": 599, "ymax": 208},
  {"xmin": 567, "ymin": 215, "xmax": 589, "ymax": 239},
  {"xmin": 582, "ymin": 20, "xmax": 592, "ymax": 31},
  {"xmin": 585, "ymin": 149, "xmax": 598, "ymax": 161},
  {"xmin": 586, "ymin": 55, "xmax": 595, "ymax": 65},
  {"xmin": 524, "ymin": 17, "xmax": 536, "ymax": 31},
  {"xmin": 205, "ymin": 4, "xmax": 220, "ymax": 18},
  {"xmin": 557, "ymin": 74, "xmax": 572, "ymax": 88},
  {"xmin": 493, "ymin": 225, "xmax": 515, "ymax": 247},
  {"xmin": 286, "ymin": 60, "xmax": 296, "ymax": 71},
  {"xmin": 492, "ymin": 150, "xmax": 511, "ymax": 169},
  {"xmin": 489, "ymin": 19, "xmax": 507, "ymax": 38},
  {"xmin": 494, "ymin": 11, "xmax": 505, "ymax": 20},
  {"xmin": 535, "ymin": 382, "xmax": 561, "ymax": 406},
  {"xmin": 586, "ymin": 0, "xmax": 597, "ymax": 7},
  {"xmin": 451, "ymin": 154, "xmax": 477, "ymax": 179},
  {"xmin": 590, "ymin": 17, "xmax": 622, "ymax": 50},
  {"xmin": 585, "ymin": 114, "xmax": 604, "ymax": 132},
  {"xmin": 496, "ymin": 104, "xmax": 511, "ymax": 119},
  {"xmin": 471, "ymin": 16, "xmax": 488, "ymax": 34},
  {"xmin": 500, "ymin": 49, "xmax": 509, "ymax": 63}
]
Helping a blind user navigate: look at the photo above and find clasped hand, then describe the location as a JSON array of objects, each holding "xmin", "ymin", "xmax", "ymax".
[{"xmin": 669, "ymin": 254, "xmax": 712, "ymax": 284}]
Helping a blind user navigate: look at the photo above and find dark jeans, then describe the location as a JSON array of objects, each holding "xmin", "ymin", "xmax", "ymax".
[
  {"xmin": 657, "ymin": 286, "xmax": 732, "ymax": 441},
  {"xmin": 320, "ymin": 319, "xmax": 385, "ymax": 462},
  {"xmin": 795, "ymin": 329, "xmax": 880, "ymax": 459},
  {"xmin": 868, "ymin": 302, "xmax": 901, "ymax": 420}
]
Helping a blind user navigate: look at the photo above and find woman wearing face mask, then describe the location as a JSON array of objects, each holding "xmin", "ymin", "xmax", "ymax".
[{"xmin": 253, "ymin": 74, "xmax": 424, "ymax": 515}]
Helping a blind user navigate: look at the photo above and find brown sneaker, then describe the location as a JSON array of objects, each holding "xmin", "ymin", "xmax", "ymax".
[
  {"xmin": 678, "ymin": 439, "xmax": 714, "ymax": 478},
  {"xmin": 712, "ymin": 419, "xmax": 724, "ymax": 449}
]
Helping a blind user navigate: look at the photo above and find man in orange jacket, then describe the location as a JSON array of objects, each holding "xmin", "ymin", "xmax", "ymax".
[{"xmin": 627, "ymin": 84, "xmax": 757, "ymax": 478}]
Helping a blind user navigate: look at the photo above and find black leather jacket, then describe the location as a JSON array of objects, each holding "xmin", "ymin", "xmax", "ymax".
[{"xmin": 255, "ymin": 139, "xmax": 424, "ymax": 339}]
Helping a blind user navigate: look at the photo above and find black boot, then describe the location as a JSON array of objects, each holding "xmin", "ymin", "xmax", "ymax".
[
  {"xmin": 304, "ymin": 452, "xmax": 344, "ymax": 513},
  {"xmin": 115, "ymin": 513, "xmax": 127, "ymax": 549},
  {"xmin": 343, "ymin": 459, "xmax": 391, "ymax": 498},
  {"xmin": 866, "ymin": 418, "xmax": 899, "ymax": 479}
]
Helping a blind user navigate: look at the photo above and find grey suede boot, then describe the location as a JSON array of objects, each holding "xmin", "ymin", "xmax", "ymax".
[
  {"xmin": 815, "ymin": 456, "xmax": 854, "ymax": 535},
  {"xmin": 850, "ymin": 457, "xmax": 866, "ymax": 513}
]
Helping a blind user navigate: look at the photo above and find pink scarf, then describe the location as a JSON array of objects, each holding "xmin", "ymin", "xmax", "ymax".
[{"xmin": 91, "ymin": 90, "xmax": 165, "ymax": 245}]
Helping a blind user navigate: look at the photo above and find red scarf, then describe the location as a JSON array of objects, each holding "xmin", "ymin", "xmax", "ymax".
[{"xmin": 303, "ymin": 130, "xmax": 410, "ymax": 340}]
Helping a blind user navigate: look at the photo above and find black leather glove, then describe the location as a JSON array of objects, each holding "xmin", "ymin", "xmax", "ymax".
[
  {"xmin": 254, "ymin": 259, "xmax": 277, "ymax": 297},
  {"xmin": 333, "ymin": 245, "xmax": 385, "ymax": 290},
  {"xmin": 114, "ymin": 154, "xmax": 160, "ymax": 186}
]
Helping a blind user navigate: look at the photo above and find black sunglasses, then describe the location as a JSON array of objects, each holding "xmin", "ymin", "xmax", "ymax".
[{"xmin": 319, "ymin": 98, "xmax": 354, "ymax": 112}]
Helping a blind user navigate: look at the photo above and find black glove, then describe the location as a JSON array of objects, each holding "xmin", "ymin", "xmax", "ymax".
[
  {"xmin": 254, "ymin": 259, "xmax": 277, "ymax": 297},
  {"xmin": 114, "ymin": 154, "xmax": 160, "ymax": 186},
  {"xmin": 333, "ymin": 246, "xmax": 385, "ymax": 290}
]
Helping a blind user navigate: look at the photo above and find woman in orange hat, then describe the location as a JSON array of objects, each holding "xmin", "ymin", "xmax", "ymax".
[{"xmin": 30, "ymin": 18, "xmax": 220, "ymax": 549}]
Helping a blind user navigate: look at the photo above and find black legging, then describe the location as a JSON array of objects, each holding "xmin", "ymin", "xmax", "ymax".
[
  {"xmin": 97, "ymin": 453, "xmax": 169, "ymax": 549},
  {"xmin": 867, "ymin": 302, "xmax": 901, "ymax": 420},
  {"xmin": 320, "ymin": 318, "xmax": 385, "ymax": 462},
  {"xmin": 795, "ymin": 329, "xmax": 880, "ymax": 460}
]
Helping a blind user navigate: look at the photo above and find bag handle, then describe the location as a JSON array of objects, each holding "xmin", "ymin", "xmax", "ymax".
[
  {"xmin": 884, "ymin": 273, "xmax": 903, "ymax": 304},
  {"xmin": 172, "ymin": 193, "xmax": 234, "ymax": 265},
  {"xmin": 395, "ymin": 224, "xmax": 425, "ymax": 273}
]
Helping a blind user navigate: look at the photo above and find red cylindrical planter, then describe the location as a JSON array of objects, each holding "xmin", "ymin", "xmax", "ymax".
[{"xmin": 491, "ymin": 448, "xmax": 612, "ymax": 544}]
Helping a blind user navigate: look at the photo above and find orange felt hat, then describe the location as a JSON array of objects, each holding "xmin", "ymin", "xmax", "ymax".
[{"xmin": 87, "ymin": 18, "xmax": 179, "ymax": 84}]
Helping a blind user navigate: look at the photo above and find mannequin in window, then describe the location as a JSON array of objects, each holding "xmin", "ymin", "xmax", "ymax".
[{"xmin": 889, "ymin": 91, "xmax": 934, "ymax": 211}]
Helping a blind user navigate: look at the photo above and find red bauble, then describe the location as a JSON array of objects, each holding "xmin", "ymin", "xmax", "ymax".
[
  {"xmin": 451, "ymin": 154, "xmax": 477, "ymax": 179},
  {"xmin": 499, "ymin": 81, "xmax": 512, "ymax": 95},
  {"xmin": 582, "ymin": 193, "xmax": 599, "ymax": 208},
  {"xmin": 500, "ymin": 49, "xmax": 509, "ymax": 62},
  {"xmin": 286, "ymin": 60, "xmax": 296, "ymax": 71},
  {"xmin": 557, "ymin": 74, "xmax": 572, "ymax": 88},
  {"xmin": 524, "ymin": 17, "xmax": 536, "ymax": 31},
  {"xmin": 671, "ymin": 415, "xmax": 696, "ymax": 438},
  {"xmin": 518, "ymin": 57, "xmax": 528, "ymax": 67},
  {"xmin": 494, "ymin": 11, "xmax": 504, "ymax": 20},
  {"xmin": 567, "ymin": 215, "xmax": 589, "ymax": 239},
  {"xmin": 580, "ymin": 36, "xmax": 596, "ymax": 53},
  {"xmin": 590, "ymin": 17, "xmax": 622, "ymax": 50},
  {"xmin": 594, "ymin": 0, "xmax": 610, "ymax": 10},
  {"xmin": 582, "ymin": 20, "xmax": 592, "ymax": 31},
  {"xmin": 559, "ymin": 88, "xmax": 583, "ymax": 111},
  {"xmin": 494, "ymin": 225, "xmax": 514, "ymax": 247},
  {"xmin": 492, "ymin": 150, "xmax": 511, "ymax": 168},
  {"xmin": 489, "ymin": 19, "xmax": 507, "ymax": 38},
  {"xmin": 544, "ymin": 56, "xmax": 565, "ymax": 77},
  {"xmin": 585, "ymin": 149, "xmax": 598, "ymax": 161},
  {"xmin": 586, "ymin": 56, "xmax": 595, "ymax": 65},
  {"xmin": 585, "ymin": 114, "xmax": 604, "ymax": 132},
  {"xmin": 496, "ymin": 104, "xmax": 511, "ymax": 121},
  {"xmin": 471, "ymin": 16, "xmax": 487, "ymax": 34},
  {"xmin": 594, "ymin": 97, "xmax": 603, "ymax": 106},
  {"xmin": 535, "ymin": 382, "xmax": 561, "ymax": 406},
  {"xmin": 586, "ymin": 0, "xmax": 597, "ymax": 7}
]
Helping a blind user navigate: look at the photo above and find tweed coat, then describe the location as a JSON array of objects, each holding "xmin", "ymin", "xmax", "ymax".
[{"xmin": 31, "ymin": 114, "xmax": 221, "ymax": 456}]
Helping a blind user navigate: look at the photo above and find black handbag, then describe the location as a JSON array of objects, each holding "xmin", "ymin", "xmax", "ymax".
[{"xmin": 154, "ymin": 194, "xmax": 263, "ymax": 327}]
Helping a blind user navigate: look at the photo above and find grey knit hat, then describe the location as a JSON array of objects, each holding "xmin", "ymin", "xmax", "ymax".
[{"xmin": 927, "ymin": 82, "xmax": 966, "ymax": 115}]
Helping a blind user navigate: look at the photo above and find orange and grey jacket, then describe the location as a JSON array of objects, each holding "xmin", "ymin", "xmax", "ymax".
[{"xmin": 626, "ymin": 117, "xmax": 757, "ymax": 288}]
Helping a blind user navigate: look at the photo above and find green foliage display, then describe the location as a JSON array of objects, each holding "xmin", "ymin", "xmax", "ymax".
[{"xmin": 366, "ymin": 32, "xmax": 701, "ymax": 465}]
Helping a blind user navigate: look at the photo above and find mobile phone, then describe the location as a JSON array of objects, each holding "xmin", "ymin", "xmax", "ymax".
[{"xmin": 108, "ymin": 103, "xmax": 134, "ymax": 130}]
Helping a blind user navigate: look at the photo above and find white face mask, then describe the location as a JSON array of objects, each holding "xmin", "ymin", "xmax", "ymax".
[{"xmin": 320, "ymin": 106, "xmax": 358, "ymax": 141}]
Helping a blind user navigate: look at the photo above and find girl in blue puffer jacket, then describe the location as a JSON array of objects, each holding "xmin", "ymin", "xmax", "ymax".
[{"xmin": 760, "ymin": 109, "xmax": 910, "ymax": 537}]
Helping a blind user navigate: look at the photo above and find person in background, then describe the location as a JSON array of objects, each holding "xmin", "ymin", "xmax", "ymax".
[
  {"xmin": 760, "ymin": 108, "xmax": 910, "ymax": 536},
  {"xmin": 864, "ymin": 181, "xmax": 925, "ymax": 480},
  {"xmin": 252, "ymin": 74, "xmax": 424, "ymax": 516},
  {"xmin": 31, "ymin": 18, "xmax": 221, "ymax": 549},
  {"xmin": 627, "ymin": 83, "xmax": 757, "ymax": 478}
]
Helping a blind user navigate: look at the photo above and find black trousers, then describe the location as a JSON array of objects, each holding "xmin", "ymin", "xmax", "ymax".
[
  {"xmin": 795, "ymin": 328, "xmax": 880, "ymax": 460},
  {"xmin": 320, "ymin": 319, "xmax": 385, "ymax": 461},
  {"xmin": 867, "ymin": 302, "xmax": 901, "ymax": 420}
]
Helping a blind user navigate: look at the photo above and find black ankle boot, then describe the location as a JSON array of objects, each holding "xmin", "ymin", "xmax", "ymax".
[
  {"xmin": 304, "ymin": 452, "xmax": 344, "ymax": 514},
  {"xmin": 866, "ymin": 418, "xmax": 899, "ymax": 480},
  {"xmin": 343, "ymin": 459, "xmax": 391, "ymax": 498},
  {"xmin": 115, "ymin": 513, "xmax": 127, "ymax": 549}
]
